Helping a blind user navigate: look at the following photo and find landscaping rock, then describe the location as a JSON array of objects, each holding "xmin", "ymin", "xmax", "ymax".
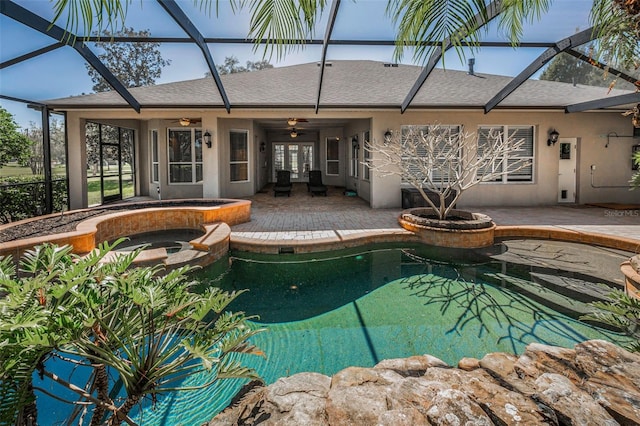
[{"xmin": 208, "ymin": 340, "xmax": 640, "ymax": 426}]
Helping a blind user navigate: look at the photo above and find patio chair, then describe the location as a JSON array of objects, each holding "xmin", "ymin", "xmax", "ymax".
[
  {"xmin": 307, "ymin": 170, "xmax": 328, "ymax": 196},
  {"xmin": 274, "ymin": 170, "xmax": 293, "ymax": 197}
]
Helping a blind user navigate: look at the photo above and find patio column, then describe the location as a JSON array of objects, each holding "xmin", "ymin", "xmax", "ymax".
[
  {"xmin": 202, "ymin": 124, "xmax": 220, "ymax": 198},
  {"xmin": 66, "ymin": 114, "xmax": 88, "ymax": 209}
]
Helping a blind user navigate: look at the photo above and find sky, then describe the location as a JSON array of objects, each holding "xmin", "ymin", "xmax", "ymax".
[{"xmin": 0, "ymin": 0, "xmax": 596, "ymax": 129}]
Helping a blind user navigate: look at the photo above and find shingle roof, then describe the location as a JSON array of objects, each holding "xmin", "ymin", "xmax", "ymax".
[{"xmin": 43, "ymin": 60, "xmax": 631, "ymax": 110}]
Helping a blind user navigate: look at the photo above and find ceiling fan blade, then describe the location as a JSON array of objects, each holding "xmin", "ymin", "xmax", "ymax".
[{"xmin": 287, "ymin": 118, "xmax": 308, "ymax": 126}]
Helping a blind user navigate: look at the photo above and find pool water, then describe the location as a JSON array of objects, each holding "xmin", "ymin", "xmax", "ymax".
[{"xmin": 132, "ymin": 242, "xmax": 630, "ymax": 425}]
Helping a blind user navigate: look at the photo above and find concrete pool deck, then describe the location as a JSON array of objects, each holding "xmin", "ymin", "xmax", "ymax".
[{"xmin": 230, "ymin": 183, "xmax": 640, "ymax": 254}]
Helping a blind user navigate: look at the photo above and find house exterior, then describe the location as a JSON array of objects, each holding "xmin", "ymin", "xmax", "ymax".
[{"xmin": 44, "ymin": 60, "xmax": 640, "ymax": 210}]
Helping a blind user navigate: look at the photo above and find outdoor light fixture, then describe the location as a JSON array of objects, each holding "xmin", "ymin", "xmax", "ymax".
[
  {"xmin": 179, "ymin": 118, "xmax": 191, "ymax": 126},
  {"xmin": 547, "ymin": 129, "xmax": 559, "ymax": 146},
  {"xmin": 290, "ymin": 129, "xmax": 298, "ymax": 138},
  {"xmin": 260, "ymin": 141, "xmax": 266, "ymax": 152},
  {"xmin": 383, "ymin": 129, "xmax": 392, "ymax": 144},
  {"xmin": 204, "ymin": 130, "xmax": 212, "ymax": 148},
  {"xmin": 287, "ymin": 118, "xmax": 298, "ymax": 127}
]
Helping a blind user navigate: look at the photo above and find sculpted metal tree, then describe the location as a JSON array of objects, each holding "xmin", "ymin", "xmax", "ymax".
[{"xmin": 365, "ymin": 124, "xmax": 531, "ymax": 220}]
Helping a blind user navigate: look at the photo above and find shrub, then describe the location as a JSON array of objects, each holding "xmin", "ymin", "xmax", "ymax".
[
  {"xmin": 0, "ymin": 176, "xmax": 67, "ymax": 223},
  {"xmin": 0, "ymin": 241, "xmax": 265, "ymax": 425}
]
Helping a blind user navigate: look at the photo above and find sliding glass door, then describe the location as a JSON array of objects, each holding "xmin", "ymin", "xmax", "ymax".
[{"xmin": 273, "ymin": 142, "xmax": 314, "ymax": 182}]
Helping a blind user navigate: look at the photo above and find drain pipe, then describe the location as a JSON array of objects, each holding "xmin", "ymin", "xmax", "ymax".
[{"xmin": 590, "ymin": 164, "xmax": 632, "ymax": 188}]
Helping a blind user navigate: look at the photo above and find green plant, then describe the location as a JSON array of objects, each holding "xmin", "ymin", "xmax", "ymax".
[
  {"xmin": 0, "ymin": 241, "xmax": 265, "ymax": 425},
  {"xmin": 631, "ymin": 150, "xmax": 640, "ymax": 188},
  {"xmin": 0, "ymin": 175, "xmax": 67, "ymax": 223},
  {"xmin": 583, "ymin": 290, "xmax": 640, "ymax": 352},
  {"xmin": 0, "ymin": 107, "xmax": 32, "ymax": 168}
]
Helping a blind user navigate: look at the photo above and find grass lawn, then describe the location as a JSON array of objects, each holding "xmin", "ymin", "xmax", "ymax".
[
  {"xmin": 87, "ymin": 176, "xmax": 135, "ymax": 206},
  {"xmin": 0, "ymin": 163, "xmax": 67, "ymax": 177},
  {"xmin": 4, "ymin": 163, "xmax": 134, "ymax": 206}
]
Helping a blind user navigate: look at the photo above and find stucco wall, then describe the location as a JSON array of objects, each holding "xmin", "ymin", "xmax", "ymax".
[
  {"xmin": 62, "ymin": 107, "xmax": 638, "ymax": 210},
  {"xmin": 217, "ymin": 118, "xmax": 254, "ymax": 198},
  {"xmin": 367, "ymin": 109, "xmax": 638, "ymax": 208}
]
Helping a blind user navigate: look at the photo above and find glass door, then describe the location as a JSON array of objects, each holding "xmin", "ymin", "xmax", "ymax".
[
  {"xmin": 273, "ymin": 143, "xmax": 314, "ymax": 182},
  {"xmin": 85, "ymin": 123, "xmax": 135, "ymax": 206},
  {"xmin": 100, "ymin": 142, "xmax": 122, "ymax": 203}
]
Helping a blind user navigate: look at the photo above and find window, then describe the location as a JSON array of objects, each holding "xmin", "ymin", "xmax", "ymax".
[
  {"xmin": 326, "ymin": 137, "xmax": 340, "ymax": 175},
  {"xmin": 478, "ymin": 125, "xmax": 534, "ymax": 183},
  {"xmin": 400, "ymin": 124, "xmax": 461, "ymax": 185},
  {"xmin": 363, "ymin": 131, "xmax": 370, "ymax": 180},
  {"xmin": 350, "ymin": 135, "xmax": 359, "ymax": 178},
  {"xmin": 168, "ymin": 128, "xmax": 203, "ymax": 184},
  {"xmin": 230, "ymin": 130, "xmax": 249, "ymax": 182},
  {"xmin": 150, "ymin": 129, "xmax": 159, "ymax": 183}
]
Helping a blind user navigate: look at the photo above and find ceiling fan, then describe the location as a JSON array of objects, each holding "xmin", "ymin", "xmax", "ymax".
[
  {"xmin": 171, "ymin": 118, "xmax": 201, "ymax": 126},
  {"xmin": 286, "ymin": 118, "xmax": 308, "ymax": 127},
  {"xmin": 283, "ymin": 127, "xmax": 305, "ymax": 138}
]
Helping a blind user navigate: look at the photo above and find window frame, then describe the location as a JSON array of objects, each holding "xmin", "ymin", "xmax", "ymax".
[
  {"xmin": 362, "ymin": 130, "xmax": 371, "ymax": 181},
  {"xmin": 229, "ymin": 129, "xmax": 250, "ymax": 183},
  {"xmin": 350, "ymin": 134, "xmax": 359, "ymax": 178},
  {"xmin": 167, "ymin": 127, "xmax": 203, "ymax": 185},
  {"xmin": 477, "ymin": 125, "xmax": 535, "ymax": 184},
  {"xmin": 150, "ymin": 129, "xmax": 159, "ymax": 183},
  {"xmin": 326, "ymin": 137, "xmax": 340, "ymax": 176}
]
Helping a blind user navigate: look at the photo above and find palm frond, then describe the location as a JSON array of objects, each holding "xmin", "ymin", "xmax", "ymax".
[
  {"xmin": 51, "ymin": 0, "xmax": 130, "ymax": 42},
  {"xmin": 498, "ymin": 0, "xmax": 552, "ymax": 46},
  {"xmin": 388, "ymin": 0, "xmax": 490, "ymax": 65},
  {"xmin": 590, "ymin": 0, "xmax": 640, "ymax": 70},
  {"xmin": 245, "ymin": 0, "xmax": 327, "ymax": 60}
]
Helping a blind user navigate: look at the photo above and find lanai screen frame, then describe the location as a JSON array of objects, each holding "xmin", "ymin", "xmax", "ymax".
[{"xmin": 2, "ymin": 0, "xmax": 639, "ymax": 214}]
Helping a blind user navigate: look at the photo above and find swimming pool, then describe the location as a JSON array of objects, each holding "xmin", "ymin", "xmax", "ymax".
[{"xmin": 129, "ymin": 241, "xmax": 630, "ymax": 425}]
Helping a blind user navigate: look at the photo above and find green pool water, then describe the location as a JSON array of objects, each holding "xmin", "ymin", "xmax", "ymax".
[{"xmin": 132, "ymin": 242, "xmax": 630, "ymax": 425}]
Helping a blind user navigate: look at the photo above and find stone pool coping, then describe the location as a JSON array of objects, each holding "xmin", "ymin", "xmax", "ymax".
[
  {"xmin": 494, "ymin": 225, "xmax": 640, "ymax": 254},
  {"xmin": 1, "ymin": 203, "xmax": 639, "ymax": 260},
  {"xmin": 230, "ymin": 225, "xmax": 640, "ymax": 255}
]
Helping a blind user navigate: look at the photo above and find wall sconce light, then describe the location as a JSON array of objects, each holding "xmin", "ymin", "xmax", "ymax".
[
  {"xmin": 260, "ymin": 141, "xmax": 266, "ymax": 152},
  {"xmin": 383, "ymin": 129, "xmax": 392, "ymax": 144},
  {"xmin": 204, "ymin": 130, "xmax": 212, "ymax": 148},
  {"xmin": 547, "ymin": 129, "xmax": 559, "ymax": 146}
]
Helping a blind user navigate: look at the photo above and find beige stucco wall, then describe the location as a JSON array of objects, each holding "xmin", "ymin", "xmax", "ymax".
[
  {"xmin": 61, "ymin": 107, "xmax": 638, "ymax": 210},
  {"xmin": 66, "ymin": 113, "xmax": 86, "ymax": 210},
  {"xmin": 366, "ymin": 109, "xmax": 638, "ymax": 208},
  {"xmin": 217, "ymin": 118, "xmax": 254, "ymax": 198}
]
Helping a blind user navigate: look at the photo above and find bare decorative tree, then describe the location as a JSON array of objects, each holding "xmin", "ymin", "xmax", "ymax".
[{"xmin": 365, "ymin": 124, "xmax": 532, "ymax": 220}]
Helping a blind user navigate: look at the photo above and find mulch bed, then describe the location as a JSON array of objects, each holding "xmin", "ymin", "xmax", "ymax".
[{"xmin": 0, "ymin": 200, "xmax": 228, "ymax": 244}]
